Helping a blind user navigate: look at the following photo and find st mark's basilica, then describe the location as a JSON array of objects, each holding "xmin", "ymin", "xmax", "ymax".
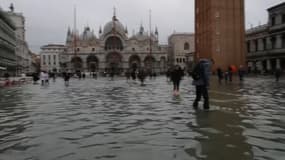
[{"xmin": 60, "ymin": 11, "xmax": 168, "ymax": 75}]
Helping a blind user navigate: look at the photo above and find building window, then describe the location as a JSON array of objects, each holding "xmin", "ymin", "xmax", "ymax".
[
  {"xmin": 77, "ymin": 48, "xmax": 80, "ymax": 51},
  {"xmin": 176, "ymin": 58, "xmax": 179, "ymax": 63},
  {"xmin": 184, "ymin": 42, "xmax": 190, "ymax": 50},
  {"xmin": 43, "ymin": 55, "xmax": 46, "ymax": 65},
  {"xmin": 271, "ymin": 36, "xmax": 277, "ymax": 49},
  {"xmin": 282, "ymin": 33, "xmax": 285, "ymax": 48},
  {"xmin": 263, "ymin": 38, "xmax": 267, "ymax": 50},
  {"xmin": 48, "ymin": 55, "xmax": 51, "ymax": 65},
  {"xmin": 282, "ymin": 14, "xmax": 285, "ymax": 24},
  {"xmin": 132, "ymin": 48, "xmax": 135, "ymax": 51},
  {"xmin": 254, "ymin": 40, "xmax": 258, "ymax": 52},
  {"xmin": 271, "ymin": 16, "xmax": 276, "ymax": 26},
  {"xmin": 92, "ymin": 48, "xmax": 95, "ymax": 51},
  {"xmin": 53, "ymin": 55, "xmax": 56, "ymax": 65},
  {"xmin": 247, "ymin": 41, "xmax": 250, "ymax": 53}
]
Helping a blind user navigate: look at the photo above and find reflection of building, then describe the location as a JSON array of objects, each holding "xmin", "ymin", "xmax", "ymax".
[
  {"xmin": 60, "ymin": 12, "xmax": 167, "ymax": 74},
  {"xmin": 168, "ymin": 33, "xmax": 195, "ymax": 70},
  {"xmin": 5, "ymin": 5, "xmax": 32, "ymax": 75},
  {"xmin": 246, "ymin": 2, "xmax": 285, "ymax": 73},
  {"xmin": 195, "ymin": 0, "xmax": 246, "ymax": 70},
  {"xmin": 0, "ymin": 8, "xmax": 16, "ymax": 76},
  {"xmin": 40, "ymin": 44, "xmax": 65, "ymax": 72}
]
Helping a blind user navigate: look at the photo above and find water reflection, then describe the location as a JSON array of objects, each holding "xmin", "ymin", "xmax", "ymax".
[
  {"xmin": 0, "ymin": 77, "xmax": 284, "ymax": 160},
  {"xmin": 186, "ymin": 111, "xmax": 253, "ymax": 160}
]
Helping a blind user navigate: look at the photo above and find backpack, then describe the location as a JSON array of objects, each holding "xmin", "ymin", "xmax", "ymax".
[{"xmin": 192, "ymin": 63, "xmax": 202, "ymax": 80}]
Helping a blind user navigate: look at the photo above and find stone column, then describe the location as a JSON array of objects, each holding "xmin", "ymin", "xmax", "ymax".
[
  {"xmin": 276, "ymin": 59, "xmax": 281, "ymax": 69},
  {"xmin": 266, "ymin": 59, "xmax": 271, "ymax": 71}
]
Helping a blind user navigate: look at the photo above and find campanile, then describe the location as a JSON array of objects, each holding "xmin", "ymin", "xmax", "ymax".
[{"xmin": 195, "ymin": 0, "xmax": 246, "ymax": 70}]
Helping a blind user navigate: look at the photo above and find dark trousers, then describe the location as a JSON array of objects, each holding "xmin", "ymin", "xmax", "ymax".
[
  {"xmin": 193, "ymin": 85, "xmax": 209, "ymax": 109},
  {"xmin": 173, "ymin": 80, "xmax": 180, "ymax": 91}
]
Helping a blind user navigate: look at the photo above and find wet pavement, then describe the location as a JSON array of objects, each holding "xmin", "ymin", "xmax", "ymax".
[{"xmin": 0, "ymin": 76, "xmax": 285, "ymax": 160}]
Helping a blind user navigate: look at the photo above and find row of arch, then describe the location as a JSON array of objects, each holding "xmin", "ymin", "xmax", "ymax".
[{"xmin": 70, "ymin": 53, "xmax": 167, "ymax": 71}]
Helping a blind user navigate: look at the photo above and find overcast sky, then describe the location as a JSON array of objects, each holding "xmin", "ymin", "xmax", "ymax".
[{"xmin": 1, "ymin": 0, "xmax": 284, "ymax": 53}]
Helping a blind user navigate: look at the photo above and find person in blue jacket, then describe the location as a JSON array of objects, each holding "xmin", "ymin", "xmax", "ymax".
[{"xmin": 192, "ymin": 58, "xmax": 214, "ymax": 110}]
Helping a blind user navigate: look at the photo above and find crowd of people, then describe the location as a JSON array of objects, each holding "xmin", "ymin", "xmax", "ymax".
[
  {"xmin": 124, "ymin": 68, "xmax": 157, "ymax": 86},
  {"xmin": 2, "ymin": 59, "xmax": 283, "ymax": 111}
]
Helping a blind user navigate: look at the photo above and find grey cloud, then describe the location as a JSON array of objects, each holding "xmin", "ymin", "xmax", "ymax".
[{"xmin": 1, "ymin": 0, "xmax": 284, "ymax": 53}]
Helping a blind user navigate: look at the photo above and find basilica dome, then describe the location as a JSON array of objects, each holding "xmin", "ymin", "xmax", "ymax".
[
  {"xmin": 80, "ymin": 26, "xmax": 96, "ymax": 41},
  {"xmin": 103, "ymin": 16, "xmax": 125, "ymax": 36},
  {"xmin": 131, "ymin": 25, "xmax": 158, "ymax": 42}
]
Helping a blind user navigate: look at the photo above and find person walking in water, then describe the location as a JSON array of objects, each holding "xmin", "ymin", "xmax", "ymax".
[
  {"xmin": 44, "ymin": 71, "xmax": 49, "ymax": 85},
  {"xmin": 63, "ymin": 72, "xmax": 70, "ymax": 86},
  {"xmin": 131, "ymin": 69, "xmax": 136, "ymax": 80},
  {"xmin": 166, "ymin": 68, "xmax": 171, "ymax": 82},
  {"xmin": 216, "ymin": 67, "xmax": 223, "ymax": 84},
  {"xmin": 40, "ymin": 71, "xmax": 45, "ymax": 85},
  {"xmin": 192, "ymin": 59, "xmax": 213, "ymax": 110},
  {"xmin": 51, "ymin": 72, "xmax": 56, "ymax": 82},
  {"xmin": 125, "ymin": 69, "xmax": 131, "ymax": 82},
  {"xmin": 275, "ymin": 68, "xmax": 282, "ymax": 82},
  {"xmin": 32, "ymin": 72, "xmax": 39, "ymax": 84},
  {"xmin": 82, "ymin": 72, "xmax": 86, "ymax": 79},
  {"xmin": 137, "ymin": 68, "xmax": 146, "ymax": 86},
  {"xmin": 238, "ymin": 65, "xmax": 246, "ymax": 82},
  {"xmin": 171, "ymin": 65, "xmax": 184, "ymax": 95},
  {"xmin": 224, "ymin": 71, "xmax": 229, "ymax": 83},
  {"xmin": 228, "ymin": 66, "xmax": 233, "ymax": 82}
]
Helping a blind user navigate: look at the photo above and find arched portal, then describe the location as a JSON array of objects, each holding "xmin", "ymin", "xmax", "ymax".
[
  {"xmin": 129, "ymin": 55, "xmax": 141, "ymax": 71},
  {"xmin": 106, "ymin": 52, "xmax": 122, "ymax": 74},
  {"xmin": 144, "ymin": 55, "xmax": 155, "ymax": 68},
  {"xmin": 71, "ymin": 56, "xmax": 83, "ymax": 72},
  {"xmin": 144, "ymin": 55, "xmax": 156, "ymax": 72},
  {"xmin": 105, "ymin": 36, "xmax": 123, "ymax": 51},
  {"xmin": 87, "ymin": 55, "xmax": 99, "ymax": 72}
]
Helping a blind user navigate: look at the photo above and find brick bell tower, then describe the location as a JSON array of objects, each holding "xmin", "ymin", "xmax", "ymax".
[{"xmin": 195, "ymin": 0, "xmax": 246, "ymax": 70}]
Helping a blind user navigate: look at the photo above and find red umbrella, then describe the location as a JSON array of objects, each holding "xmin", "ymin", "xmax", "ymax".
[{"xmin": 230, "ymin": 65, "xmax": 237, "ymax": 73}]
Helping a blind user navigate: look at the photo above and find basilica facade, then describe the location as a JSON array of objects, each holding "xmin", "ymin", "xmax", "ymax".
[{"xmin": 59, "ymin": 14, "xmax": 168, "ymax": 75}]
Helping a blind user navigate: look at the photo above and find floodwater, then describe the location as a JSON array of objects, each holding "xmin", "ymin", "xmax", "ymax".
[{"xmin": 0, "ymin": 76, "xmax": 285, "ymax": 160}]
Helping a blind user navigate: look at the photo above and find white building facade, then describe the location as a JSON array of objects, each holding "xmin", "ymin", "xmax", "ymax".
[
  {"xmin": 5, "ymin": 8, "xmax": 32, "ymax": 75},
  {"xmin": 40, "ymin": 44, "xmax": 65, "ymax": 73},
  {"xmin": 168, "ymin": 33, "xmax": 195, "ymax": 70},
  {"xmin": 0, "ymin": 8, "xmax": 16, "ymax": 76},
  {"xmin": 246, "ymin": 2, "xmax": 285, "ymax": 73}
]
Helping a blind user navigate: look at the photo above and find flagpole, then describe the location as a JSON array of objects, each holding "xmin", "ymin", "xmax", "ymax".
[
  {"xmin": 149, "ymin": 9, "xmax": 152, "ymax": 55},
  {"xmin": 73, "ymin": 5, "xmax": 77, "ymax": 57}
]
